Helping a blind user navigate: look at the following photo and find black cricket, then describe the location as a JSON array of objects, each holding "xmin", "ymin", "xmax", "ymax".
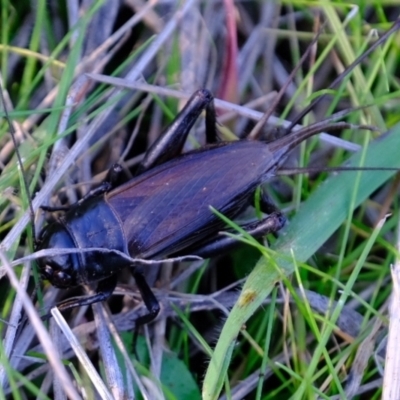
[
  {"xmin": 36, "ymin": 89, "xmax": 303, "ymax": 325},
  {"xmin": 34, "ymin": 89, "xmax": 370, "ymax": 327}
]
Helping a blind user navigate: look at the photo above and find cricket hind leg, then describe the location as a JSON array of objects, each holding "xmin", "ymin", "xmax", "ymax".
[
  {"xmin": 190, "ymin": 190, "xmax": 286, "ymax": 258},
  {"xmin": 136, "ymin": 89, "xmax": 218, "ymax": 174},
  {"xmin": 193, "ymin": 211, "xmax": 286, "ymax": 258}
]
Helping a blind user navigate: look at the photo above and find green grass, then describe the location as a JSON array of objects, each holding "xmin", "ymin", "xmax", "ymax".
[{"xmin": 1, "ymin": 1, "xmax": 400, "ymax": 399}]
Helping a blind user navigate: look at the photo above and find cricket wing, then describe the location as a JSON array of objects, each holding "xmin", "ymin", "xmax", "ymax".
[{"xmin": 106, "ymin": 141, "xmax": 275, "ymax": 258}]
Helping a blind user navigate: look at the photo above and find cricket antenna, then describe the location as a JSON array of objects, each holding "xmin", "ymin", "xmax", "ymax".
[{"xmin": 0, "ymin": 79, "xmax": 37, "ymax": 243}]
